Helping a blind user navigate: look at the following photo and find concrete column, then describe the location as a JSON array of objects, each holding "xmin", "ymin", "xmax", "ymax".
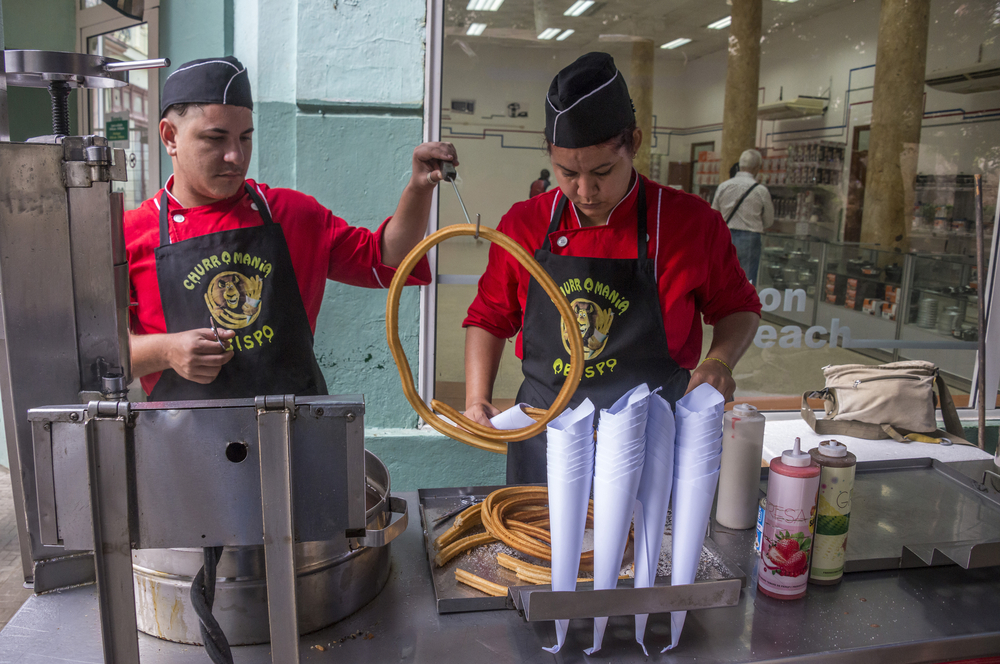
[
  {"xmin": 859, "ymin": 0, "xmax": 930, "ymax": 249},
  {"xmin": 630, "ymin": 39, "xmax": 654, "ymax": 177},
  {"xmin": 720, "ymin": 0, "xmax": 762, "ymax": 176}
]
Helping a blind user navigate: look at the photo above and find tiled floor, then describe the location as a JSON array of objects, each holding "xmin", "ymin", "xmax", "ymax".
[{"xmin": 0, "ymin": 467, "xmax": 31, "ymax": 630}]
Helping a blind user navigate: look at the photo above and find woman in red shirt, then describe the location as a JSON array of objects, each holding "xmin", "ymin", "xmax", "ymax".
[{"xmin": 462, "ymin": 52, "xmax": 761, "ymax": 484}]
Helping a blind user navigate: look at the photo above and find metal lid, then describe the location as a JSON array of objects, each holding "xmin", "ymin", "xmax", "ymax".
[{"xmin": 4, "ymin": 50, "xmax": 168, "ymax": 90}]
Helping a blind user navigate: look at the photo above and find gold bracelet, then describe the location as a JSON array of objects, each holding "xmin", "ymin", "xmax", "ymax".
[{"xmin": 702, "ymin": 357, "xmax": 732, "ymax": 375}]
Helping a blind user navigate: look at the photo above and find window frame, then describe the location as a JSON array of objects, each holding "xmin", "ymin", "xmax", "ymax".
[{"xmin": 76, "ymin": 1, "xmax": 161, "ymax": 198}]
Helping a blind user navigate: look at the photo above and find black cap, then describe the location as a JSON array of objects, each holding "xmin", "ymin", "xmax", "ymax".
[
  {"xmin": 544, "ymin": 52, "xmax": 635, "ymax": 149},
  {"xmin": 160, "ymin": 56, "xmax": 253, "ymax": 118}
]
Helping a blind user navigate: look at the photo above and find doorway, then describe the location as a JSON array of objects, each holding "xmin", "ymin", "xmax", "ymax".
[
  {"xmin": 689, "ymin": 141, "xmax": 716, "ymax": 194},
  {"xmin": 844, "ymin": 125, "xmax": 870, "ymax": 242}
]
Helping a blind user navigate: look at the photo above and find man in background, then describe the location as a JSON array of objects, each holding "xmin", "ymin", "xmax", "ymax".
[
  {"xmin": 712, "ymin": 149, "xmax": 774, "ymax": 285},
  {"xmin": 529, "ymin": 169, "xmax": 550, "ymax": 197}
]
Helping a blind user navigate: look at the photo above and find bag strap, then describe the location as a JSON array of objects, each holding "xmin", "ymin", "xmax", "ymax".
[
  {"xmin": 800, "ymin": 391, "xmax": 974, "ymax": 446},
  {"xmin": 800, "ymin": 392, "xmax": 890, "ymax": 438},
  {"xmin": 725, "ymin": 182, "xmax": 760, "ymax": 225},
  {"xmin": 934, "ymin": 371, "xmax": 964, "ymax": 438}
]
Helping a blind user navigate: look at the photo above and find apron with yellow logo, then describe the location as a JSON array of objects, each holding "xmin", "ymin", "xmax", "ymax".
[
  {"xmin": 509, "ymin": 183, "xmax": 688, "ymax": 483},
  {"xmin": 151, "ymin": 184, "xmax": 327, "ymax": 400}
]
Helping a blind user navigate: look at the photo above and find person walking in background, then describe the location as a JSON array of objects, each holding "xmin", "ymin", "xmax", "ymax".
[
  {"xmin": 712, "ymin": 149, "xmax": 774, "ymax": 285},
  {"xmin": 529, "ymin": 169, "xmax": 551, "ymax": 197}
]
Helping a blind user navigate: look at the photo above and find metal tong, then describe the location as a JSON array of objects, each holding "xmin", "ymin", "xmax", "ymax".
[
  {"xmin": 440, "ymin": 162, "xmax": 481, "ymax": 238},
  {"xmin": 431, "ymin": 496, "xmax": 483, "ymax": 529}
]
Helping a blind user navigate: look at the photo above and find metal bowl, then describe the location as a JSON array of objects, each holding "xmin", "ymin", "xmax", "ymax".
[{"xmin": 132, "ymin": 450, "xmax": 397, "ymax": 646}]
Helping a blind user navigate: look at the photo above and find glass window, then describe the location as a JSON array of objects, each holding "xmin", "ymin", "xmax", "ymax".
[
  {"xmin": 86, "ymin": 23, "xmax": 151, "ymax": 212},
  {"xmin": 433, "ymin": 0, "xmax": 999, "ymax": 413}
]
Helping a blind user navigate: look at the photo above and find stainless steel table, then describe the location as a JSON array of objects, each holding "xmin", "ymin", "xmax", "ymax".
[{"xmin": 1, "ymin": 461, "xmax": 999, "ymax": 663}]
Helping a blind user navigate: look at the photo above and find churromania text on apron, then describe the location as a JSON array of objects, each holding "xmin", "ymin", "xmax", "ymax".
[{"xmin": 151, "ymin": 183, "xmax": 327, "ymax": 400}]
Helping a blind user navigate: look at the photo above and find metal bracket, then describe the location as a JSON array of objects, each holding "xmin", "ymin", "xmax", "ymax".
[
  {"xmin": 349, "ymin": 495, "xmax": 408, "ymax": 549},
  {"xmin": 255, "ymin": 394, "xmax": 297, "ymax": 414},
  {"xmin": 61, "ymin": 136, "xmax": 125, "ymax": 186},
  {"xmin": 88, "ymin": 400, "xmax": 130, "ymax": 420},
  {"xmin": 257, "ymin": 397, "xmax": 300, "ymax": 663}
]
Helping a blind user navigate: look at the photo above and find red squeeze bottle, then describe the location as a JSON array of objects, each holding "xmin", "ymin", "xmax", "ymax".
[{"xmin": 757, "ymin": 437, "xmax": 820, "ymax": 600}]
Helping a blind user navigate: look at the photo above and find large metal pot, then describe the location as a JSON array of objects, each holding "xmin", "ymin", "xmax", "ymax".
[{"xmin": 132, "ymin": 450, "xmax": 401, "ymax": 645}]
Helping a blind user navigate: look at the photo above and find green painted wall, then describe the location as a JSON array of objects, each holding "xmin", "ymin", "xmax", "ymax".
[
  {"xmin": 366, "ymin": 430, "xmax": 506, "ymax": 492},
  {"xmin": 2, "ymin": 0, "xmax": 77, "ymax": 141},
  {"xmin": 157, "ymin": 0, "xmax": 232, "ymax": 182}
]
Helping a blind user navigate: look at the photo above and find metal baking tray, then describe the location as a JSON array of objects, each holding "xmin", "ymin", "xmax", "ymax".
[
  {"xmin": 842, "ymin": 458, "xmax": 1000, "ymax": 571},
  {"xmin": 418, "ymin": 484, "xmax": 746, "ymax": 615}
]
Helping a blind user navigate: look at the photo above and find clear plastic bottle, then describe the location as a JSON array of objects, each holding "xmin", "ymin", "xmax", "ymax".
[{"xmin": 716, "ymin": 405, "xmax": 767, "ymax": 529}]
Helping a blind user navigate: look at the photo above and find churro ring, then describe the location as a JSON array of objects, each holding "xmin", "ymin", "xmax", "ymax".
[{"xmin": 386, "ymin": 225, "xmax": 585, "ymax": 454}]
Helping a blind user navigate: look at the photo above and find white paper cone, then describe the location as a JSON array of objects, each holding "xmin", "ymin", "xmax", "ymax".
[
  {"xmin": 633, "ymin": 426, "xmax": 675, "ymax": 649},
  {"xmin": 662, "ymin": 611, "xmax": 687, "ymax": 651},
  {"xmin": 544, "ymin": 399, "xmax": 596, "ymax": 655},
  {"xmin": 489, "ymin": 403, "xmax": 539, "ymax": 430},
  {"xmin": 542, "ymin": 619, "xmax": 569, "ymax": 654}
]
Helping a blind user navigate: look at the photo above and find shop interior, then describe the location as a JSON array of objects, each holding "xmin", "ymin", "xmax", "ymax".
[{"xmin": 432, "ymin": 0, "xmax": 1000, "ymax": 411}]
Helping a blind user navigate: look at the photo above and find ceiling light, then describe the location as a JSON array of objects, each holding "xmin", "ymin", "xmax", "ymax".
[
  {"xmin": 538, "ymin": 27, "xmax": 561, "ymax": 40},
  {"xmin": 707, "ymin": 16, "xmax": 732, "ymax": 29},
  {"xmin": 564, "ymin": 0, "xmax": 595, "ymax": 16},
  {"xmin": 661, "ymin": 38, "xmax": 691, "ymax": 49},
  {"xmin": 466, "ymin": 23, "xmax": 487, "ymax": 36},
  {"xmin": 556, "ymin": 29, "xmax": 575, "ymax": 41},
  {"xmin": 467, "ymin": 0, "xmax": 504, "ymax": 11}
]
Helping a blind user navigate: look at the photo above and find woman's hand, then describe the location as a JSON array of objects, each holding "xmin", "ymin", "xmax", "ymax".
[{"xmin": 464, "ymin": 400, "xmax": 502, "ymax": 428}]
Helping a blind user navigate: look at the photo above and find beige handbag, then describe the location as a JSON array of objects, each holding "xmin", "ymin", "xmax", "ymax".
[{"xmin": 800, "ymin": 361, "xmax": 970, "ymax": 444}]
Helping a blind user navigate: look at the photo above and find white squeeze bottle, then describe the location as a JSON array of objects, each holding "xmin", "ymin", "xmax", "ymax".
[{"xmin": 716, "ymin": 404, "xmax": 767, "ymax": 529}]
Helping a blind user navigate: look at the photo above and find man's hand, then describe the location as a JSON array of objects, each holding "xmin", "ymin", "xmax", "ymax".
[
  {"xmin": 132, "ymin": 329, "xmax": 235, "ymax": 385},
  {"xmin": 381, "ymin": 142, "xmax": 461, "ymax": 268},
  {"xmin": 685, "ymin": 358, "xmax": 736, "ymax": 402},
  {"xmin": 166, "ymin": 328, "xmax": 236, "ymax": 383},
  {"xmin": 464, "ymin": 400, "xmax": 502, "ymax": 428},
  {"xmin": 410, "ymin": 141, "xmax": 459, "ymax": 191}
]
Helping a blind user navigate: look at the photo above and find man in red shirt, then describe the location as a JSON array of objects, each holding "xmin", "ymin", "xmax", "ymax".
[{"xmin": 127, "ymin": 56, "xmax": 455, "ymax": 400}]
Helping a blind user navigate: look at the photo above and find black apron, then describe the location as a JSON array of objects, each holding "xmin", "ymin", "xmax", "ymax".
[
  {"xmin": 150, "ymin": 184, "xmax": 328, "ymax": 400},
  {"xmin": 509, "ymin": 181, "xmax": 689, "ymax": 484}
]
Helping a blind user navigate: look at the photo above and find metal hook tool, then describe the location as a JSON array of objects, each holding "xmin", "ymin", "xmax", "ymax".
[{"xmin": 441, "ymin": 162, "xmax": 479, "ymax": 238}]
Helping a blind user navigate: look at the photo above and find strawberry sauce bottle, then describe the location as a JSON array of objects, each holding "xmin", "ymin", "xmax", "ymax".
[{"xmin": 757, "ymin": 437, "xmax": 820, "ymax": 600}]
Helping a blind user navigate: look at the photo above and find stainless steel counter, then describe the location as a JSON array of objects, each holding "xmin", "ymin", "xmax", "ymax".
[{"xmin": 1, "ymin": 460, "xmax": 999, "ymax": 663}]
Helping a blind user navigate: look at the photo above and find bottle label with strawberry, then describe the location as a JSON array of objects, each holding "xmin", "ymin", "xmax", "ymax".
[{"xmin": 758, "ymin": 474, "xmax": 820, "ymax": 598}]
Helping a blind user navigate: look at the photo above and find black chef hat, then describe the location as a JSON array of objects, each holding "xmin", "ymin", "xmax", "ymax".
[
  {"xmin": 160, "ymin": 56, "xmax": 253, "ymax": 118},
  {"xmin": 544, "ymin": 52, "xmax": 635, "ymax": 149}
]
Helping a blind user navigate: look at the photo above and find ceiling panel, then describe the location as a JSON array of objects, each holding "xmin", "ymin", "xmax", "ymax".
[{"xmin": 446, "ymin": 0, "xmax": 849, "ymax": 60}]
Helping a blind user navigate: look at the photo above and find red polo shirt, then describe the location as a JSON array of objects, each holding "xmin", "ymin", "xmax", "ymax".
[
  {"xmin": 463, "ymin": 174, "xmax": 761, "ymax": 371},
  {"xmin": 126, "ymin": 177, "xmax": 430, "ymax": 393}
]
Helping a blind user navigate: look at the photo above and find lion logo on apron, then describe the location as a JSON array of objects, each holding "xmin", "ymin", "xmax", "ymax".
[
  {"xmin": 560, "ymin": 297, "xmax": 615, "ymax": 360},
  {"xmin": 205, "ymin": 270, "xmax": 263, "ymax": 329}
]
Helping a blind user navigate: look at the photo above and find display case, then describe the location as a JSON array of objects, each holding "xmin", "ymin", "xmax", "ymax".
[
  {"xmin": 898, "ymin": 253, "xmax": 979, "ymax": 380},
  {"xmin": 758, "ymin": 235, "xmax": 824, "ymax": 328},
  {"xmin": 759, "ymin": 230, "xmax": 986, "ymax": 386}
]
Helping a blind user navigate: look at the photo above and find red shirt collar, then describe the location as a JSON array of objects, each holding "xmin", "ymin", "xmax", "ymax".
[{"xmin": 155, "ymin": 174, "xmax": 251, "ymax": 213}]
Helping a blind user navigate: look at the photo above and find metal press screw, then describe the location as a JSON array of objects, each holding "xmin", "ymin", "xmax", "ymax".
[
  {"xmin": 69, "ymin": 413, "xmax": 79, "ymax": 421},
  {"xmin": 345, "ymin": 412, "xmax": 355, "ymax": 422}
]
